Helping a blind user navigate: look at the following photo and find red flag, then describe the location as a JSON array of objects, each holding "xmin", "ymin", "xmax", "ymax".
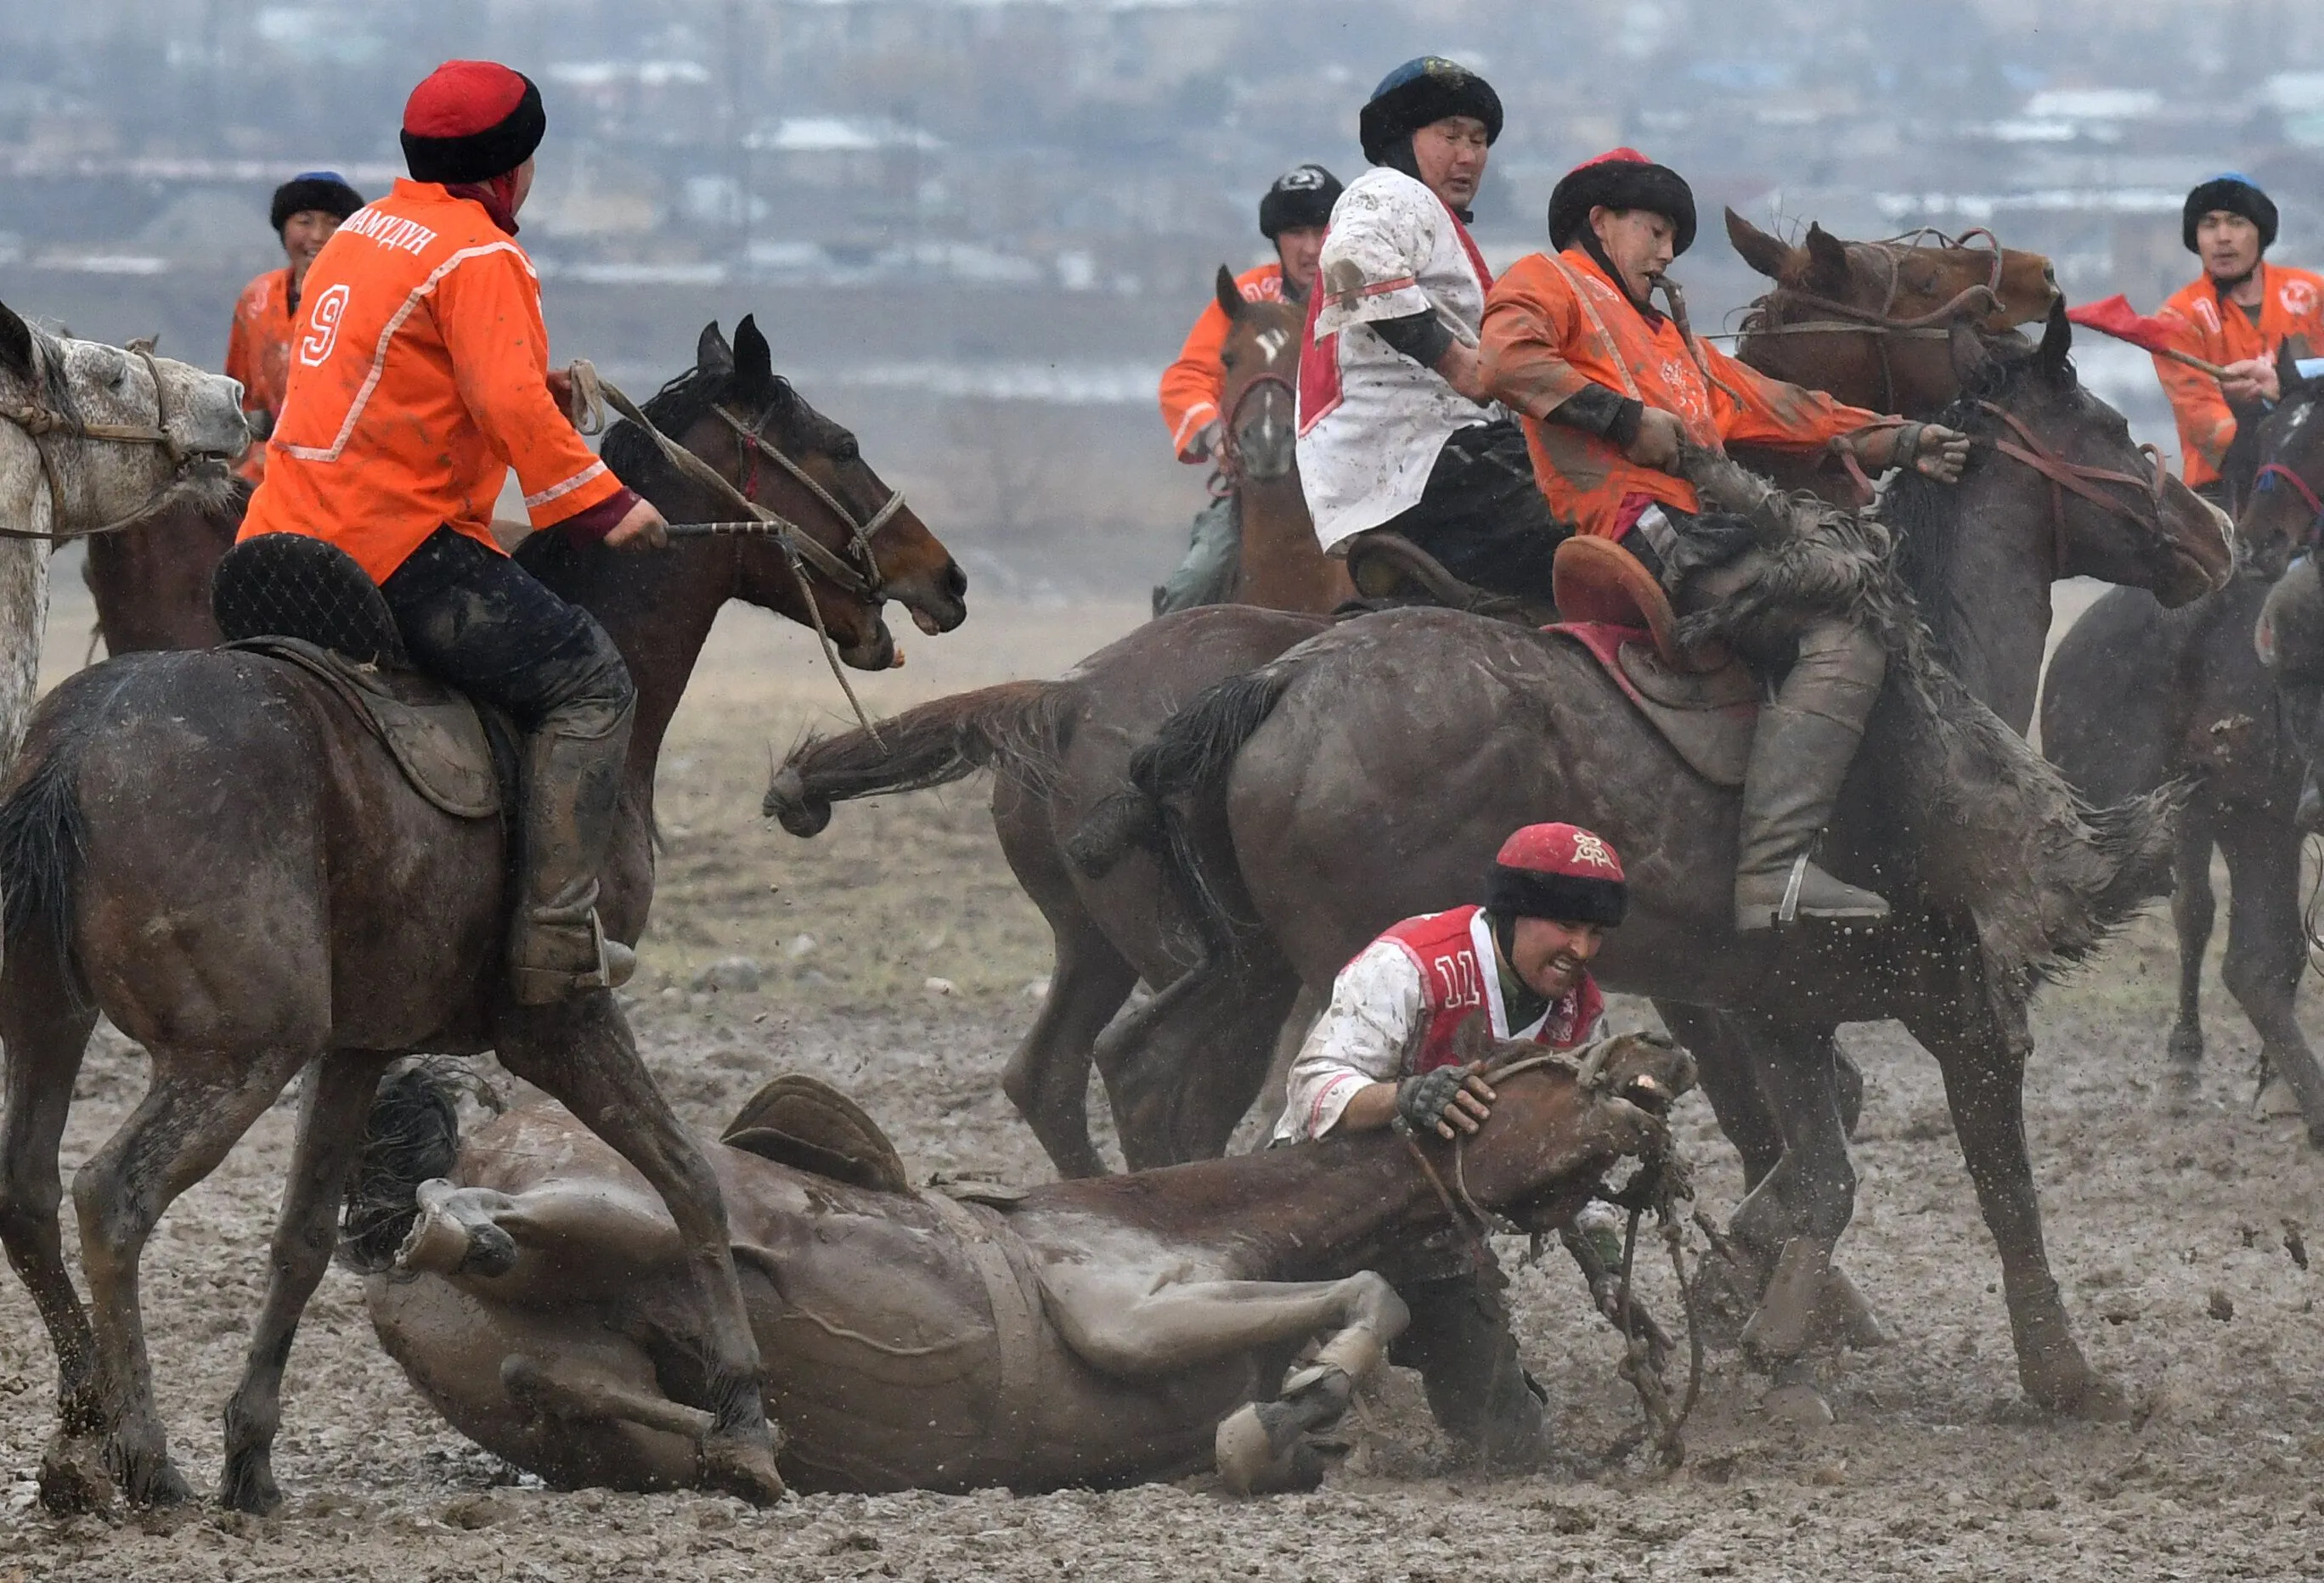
[{"xmin": 2067, "ymin": 295, "xmax": 2184, "ymax": 357}]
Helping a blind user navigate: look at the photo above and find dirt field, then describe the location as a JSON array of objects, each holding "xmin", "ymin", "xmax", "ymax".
[{"xmin": 2, "ymin": 584, "xmax": 2321, "ymax": 1581}]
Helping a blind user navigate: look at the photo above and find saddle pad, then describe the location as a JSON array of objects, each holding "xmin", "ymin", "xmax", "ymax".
[
  {"xmin": 223, "ymin": 636, "xmax": 501, "ymax": 820},
  {"xmin": 722, "ymin": 1073, "xmax": 913, "ymax": 1195},
  {"xmin": 1546, "ymin": 622, "xmax": 1757, "ymax": 787}
]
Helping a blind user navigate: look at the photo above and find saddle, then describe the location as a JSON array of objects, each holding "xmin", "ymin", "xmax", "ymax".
[
  {"xmin": 210, "ymin": 534, "xmax": 510, "ymax": 820},
  {"xmin": 1546, "ymin": 537, "xmax": 1760, "ymax": 787},
  {"xmin": 719, "ymin": 1072, "xmax": 1028, "ymax": 1207}
]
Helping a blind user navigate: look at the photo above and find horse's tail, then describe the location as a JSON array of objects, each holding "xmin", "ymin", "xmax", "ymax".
[
  {"xmin": 340, "ymin": 1060, "xmax": 488, "ymax": 1274},
  {"xmin": 1068, "ymin": 664, "xmax": 1300, "ymax": 962},
  {"xmin": 764, "ymin": 680, "xmax": 1067, "ymax": 837},
  {"xmin": 0, "ymin": 731, "xmax": 91, "ymax": 998},
  {"xmin": 2044, "ymin": 780, "xmax": 2186, "ymax": 962}
]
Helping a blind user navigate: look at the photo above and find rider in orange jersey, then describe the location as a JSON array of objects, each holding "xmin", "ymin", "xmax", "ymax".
[
  {"xmin": 2152, "ymin": 173, "xmax": 2324, "ymax": 499},
  {"xmin": 223, "ymin": 172, "xmax": 364, "ymax": 484},
  {"xmin": 241, "ymin": 59, "xmax": 670, "ymax": 1004},
  {"xmin": 1152, "ymin": 163, "xmax": 1340, "ymax": 613}
]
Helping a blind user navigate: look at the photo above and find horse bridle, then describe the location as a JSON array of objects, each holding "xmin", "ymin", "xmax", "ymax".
[
  {"xmin": 715, "ymin": 402, "xmax": 902, "ymax": 601},
  {"xmin": 0, "ymin": 337, "xmax": 212, "ymax": 541},
  {"xmin": 2256, "ymin": 460, "xmax": 2324, "ymax": 548},
  {"xmin": 1974, "ymin": 397, "xmax": 2173, "ymax": 577},
  {"xmin": 1215, "ymin": 370, "xmax": 1295, "ymax": 487}
]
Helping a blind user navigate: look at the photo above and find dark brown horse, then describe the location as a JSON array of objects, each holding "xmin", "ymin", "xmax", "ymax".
[
  {"xmin": 353, "ymin": 1032, "xmax": 1692, "ymax": 1495},
  {"xmin": 2043, "ymin": 344, "xmax": 2324, "ymax": 1141},
  {"xmin": 1204, "ymin": 269, "xmax": 1351, "ymax": 615},
  {"xmin": 0, "ymin": 317, "xmax": 966, "ymax": 1514},
  {"xmin": 77, "ymin": 482, "xmax": 244, "ymax": 654}
]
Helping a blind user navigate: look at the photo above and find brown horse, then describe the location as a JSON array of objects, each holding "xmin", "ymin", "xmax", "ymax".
[
  {"xmin": 77, "ymin": 482, "xmax": 243, "ymax": 654},
  {"xmin": 1204, "ymin": 269, "xmax": 1352, "ymax": 614},
  {"xmin": 2043, "ymin": 344, "xmax": 2324, "ymax": 1141},
  {"xmin": 352, "ymin": 1031, "xmax": 1692, "ymax": 1495},
  {"xmin": 0, "ymin": 317, "xmax": 966, "ymax": 1514}
]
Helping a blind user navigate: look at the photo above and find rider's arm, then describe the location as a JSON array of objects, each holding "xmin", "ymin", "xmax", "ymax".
[
  {"xmin": 435, "ymin": 247, "xmax": 627, "ymax": 532},
  {"xmin": 1272, "ymin": 943, "xmax": 1427, "ymax": 1144},
  {"xmin": 2151, "ymin": 305, "xmax": 2238, "ymax": 482},
  {"xmin": 1479, "ymin": 256, "xmax": 1608, "ymax": 421},
  {"xmin": 1699, "ymin": 338, "xmax": 1883, "ymax": 453},
  {"xmin": 1159, "ymin": 298, "xmax": 1233, "ymax": 461}
]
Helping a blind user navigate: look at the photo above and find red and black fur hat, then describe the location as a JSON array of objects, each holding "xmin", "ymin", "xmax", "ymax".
[
  {"xmin": 401, "ymin": 60, "xmax": 547, "ymax": 186},
  {"xmin": 1548, "ymin": 148, "xmax": 1697, "ymax": 257},
  {"xmin": 1485, "ymin": 823, "xmax": 1627, "ymax": 927}
]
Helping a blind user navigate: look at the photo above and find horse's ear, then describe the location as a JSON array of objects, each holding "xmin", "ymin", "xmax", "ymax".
[
  {"xmin": 1725, "ymin": 208, "xmax": 1792, "ymax": 280},
  {"xmin": 1802, "ymin": 223, "xmax": 1852, "ymax": 294},
  {"xmin": 0, "ymin": 301, "xmax": 33, "ymax": 383},
  {"xmin": 2038, "ymin": 297, "xmax": 2073, "ymax": 385},
  {"xmin": 1216, "ymin": 265, "xmax": 1244, "ymax": 323},
  {"xmin": 732, "ymin": 314, "xmax": 776, "ymax": 397},
  {"xmin": 1949, "ymin": 317, "xmax": 1996, "ymax": 390},
  {"xmin": 696, "ymin": 321, "xmax": 734, "ymax": 378}
]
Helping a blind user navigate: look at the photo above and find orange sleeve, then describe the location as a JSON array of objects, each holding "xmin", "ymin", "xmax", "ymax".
[
  {"xmin": 223, "ymin": 281, "xmax": 264, "ymax": 409},
  {"xmin": 1159, "ymin": 301, "xmax": 1232, "ymax": 460},
  {"xmin": 434, "ymin": 249, "xmax": 621, "ymax": 528},
  {"xmin": 2153, "ymin": 305, "xmax": 2236, "ymax": 485},
  {"xmin": 1701, "ymin": 341, "xmax": 1883, "ymax": 452},
  {"xmin": 1480, "ymin": 258, "xmax": 1598, "ymax": 420}
]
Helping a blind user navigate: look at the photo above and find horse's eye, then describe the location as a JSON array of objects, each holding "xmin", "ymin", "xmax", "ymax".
[{"xmin": 834, "ymin": 438, "xmax": 858, "ymax": 463}]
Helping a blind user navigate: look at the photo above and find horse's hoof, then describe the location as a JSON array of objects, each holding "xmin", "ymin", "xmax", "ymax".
[
  {"xmin": 2028, "ymin": 1363, "xmax": 2131, "ymax": 1422},
  {"xmin": 218, "ymin": 1451, "xmax": 283, "ymax": 1517},
  {"xmin": 37, "ymin": 1434, "xmax": 115, "ymax": 1516},
  {"xmin": 115, "ymin": 1446, "xmax": 193, "ymax": 1508},
  {"xmin": 1761, "ymin": 1381, "xmax": 1833, "ymax": 1432},
  {"xmin": 1740, "ymin": 1239, "xmax": 1830, "ymax": 1368},
  {"xmin": 1817, "ymin": 1266, "xmax": 1891, "ymax": 1350},
  {"xmin": 700, "ymin": 1434, "xmax": 787, "ymax": 1507},
  {"xmin": 2165, "ymin": 1024, "xmax": 2203, "ymax": 1068}
]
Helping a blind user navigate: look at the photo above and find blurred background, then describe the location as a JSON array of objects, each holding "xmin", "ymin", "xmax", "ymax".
[{"xmin": 2, "ymin": 0, "xmax": 2318, "ymax": 595}]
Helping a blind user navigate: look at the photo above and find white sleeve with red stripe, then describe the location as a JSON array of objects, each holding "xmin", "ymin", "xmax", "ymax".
[
  {"xmin": 1312, "ymin": 177, "xmax": 1441, "ymax": 337},
  {"xmin": 1271, "ymin": 942, "xmax": 1426, "ymax": 1145}
]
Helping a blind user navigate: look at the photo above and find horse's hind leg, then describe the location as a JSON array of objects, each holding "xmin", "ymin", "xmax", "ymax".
[
  {"xmin": 1094, "ymin": 951, "xmax": 1299, "ymax": 1169},
  {"xmin": 1657, "ymin": 1003, "xmax": 1785, "ymax": 1195},
  {"xmin": 220, "ymin": 1049, "xmax": 395, "ymax": 1513},
  {"xmin": 2216, "ymin": 808, "xmax": 2324, "ymax": 1145},
  {"xmin": 69, "ymin": 1043, "xmax": 314, "ymax": 1506},
  {"xmin": 494, "ymin": 992, "xmax": 784, "ymax": 1505},
  {"xmin": 0, "ymin": 944, "xmax": 101, "ymax": 1477},
  {"xmin": 2167, "ymin": 808, "xmax": 2216, "ymax": 1074}
]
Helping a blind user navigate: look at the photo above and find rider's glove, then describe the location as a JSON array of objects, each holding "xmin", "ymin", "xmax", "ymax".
[{"xmin": 1395, "ymin": 1068, "xmax": 1468, "ymax": 1134}]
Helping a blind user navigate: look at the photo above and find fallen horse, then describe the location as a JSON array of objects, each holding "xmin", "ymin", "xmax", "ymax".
[{"xmin": 353, "ymin": 1031, "xmax": 1695, "ymax": 1495}]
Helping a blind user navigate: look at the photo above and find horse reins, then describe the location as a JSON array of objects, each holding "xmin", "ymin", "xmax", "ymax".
[
  {"xmin": 1975, "ymin": 397, "xmax": 2171, "ymax": 578},
  {"xmin": 2256, "ymin": 461, "xmax": 2324, "ymax": 548},
  {"xmin": 0, "ymin": 337, "xmax": 220, "ymax": 542},
  {"xmin": 1215, "ymin": 371, "xmax": 1295, "ymax": 491}
]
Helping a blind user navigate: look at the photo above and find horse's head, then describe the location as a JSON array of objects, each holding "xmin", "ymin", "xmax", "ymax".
[
  {"xmin": 1212, "ymin": 267, "xmax": 1300, "ymax": 484},
  {"xmin": 606, "ymin": 318, "xmax": 967, "ymax": 670},
  {"xmin": 2235, "ymin": 347, "xmax": 2324, "ymax": 581},
  {"xmin": 1428, "ymin": 1024, "xmax": 1698, "ymax": 1234},
  {"xmin": 1927, "ymin": 303, "xmax": 2231, "ymax": 606},
  {"xmin": 1728, "ymin": 211, "xmax": 2060, "ymax": 417},
  {"xmin": 0, "ymin": 301, "xmax": 247, "ymax": 532}
]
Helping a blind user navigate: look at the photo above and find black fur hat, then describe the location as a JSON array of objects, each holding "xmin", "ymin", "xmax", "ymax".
[
  {"xmin": 1548, "ymin": 149, "xmax": 1697, "ymax": 256},
  {"xmin": 2184, "ymin": 172, "xmax": 2277, "ymax": 254},
  {"xmin": 1358, "ymin": 58, "xmax": 1502, "ymax": 165},
  {"xmin": 1259, "ymin": 164, "xmax": 1342, "ymax": 239},
  {"xmin": 269, "ymin": 172, "xmax": 364, "ymax": 234}
]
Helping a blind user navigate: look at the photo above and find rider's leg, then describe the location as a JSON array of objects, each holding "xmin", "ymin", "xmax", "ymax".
[
  {"xmin": 1385, "ymin": 420, "xmax": 1567, "ymax": 606},
  {"xmin": 379, "ymin": 527, "xmax": 639, "ymax": 1002},
  {"xmin": 1386, "ymin": 1264, "xmax": 1550, "ymax": 1467},
  {"xmin": 1154, "ymin": 492, "xmax": 1241, "ymax": 616}
]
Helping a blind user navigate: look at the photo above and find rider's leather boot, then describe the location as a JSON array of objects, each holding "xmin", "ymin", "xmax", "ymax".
[
  {"xmin": 508, "ymin": 701, "xmax": 639, "ymax": 1005},
  {"xmin": 1734, "ymin": 619, "xmax": 1890, "ymax": 932}
]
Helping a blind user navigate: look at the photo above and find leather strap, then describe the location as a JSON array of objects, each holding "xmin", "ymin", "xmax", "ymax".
[{"xmin": 920, "ymin": 1192, "xmax": 1045, "ymax": 1413}]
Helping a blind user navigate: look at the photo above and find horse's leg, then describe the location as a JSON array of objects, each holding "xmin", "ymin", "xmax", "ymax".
[
  {"xmin": 996, "ymin": 783, "xmax": 1137, "ymax": 1179},
  {"xmin": 2167, "ymin": 804, "xmax": 2217, "ymax": 1074},
  {"xmin": 69, "ymin": 1045, "xmax": 313, "ymax": 1506},
  {"xmin": 1093, "ymin": 951, "xmax": 1298, "ymax": 1169},
  {"xmin": 493, "ymin": 992, "xmax": 784, "ymax": 1505},
  {"xmin": 1656, "ymin": 1003, "xmax": 1785, "ymax": 1194},
  {"xmin": 1731, "ymin": 1017, "xmax": 1866, "ymax": 1371},
  {"xmin": 1901, "ymin": 977, "xmax": 2126, "ymax": 1419},
  {"xmin": 2216, "ymin": 808, "xmax": 2324, "ymax": 1145},
  {"xmin": 1244, "ymin": 982, "xmax": 1325, "ymax": 1150},
  {"xmin": 219, "ymin": 1050, "xmax": 394, "ymax": 1513},
  {"xmin": 1040, "ymin": 1264, "xmax": 1407, "ymax": 1496},
  {"xmin": 0, "ymin": 939, "xmax": 102, "ymax": 1473}
]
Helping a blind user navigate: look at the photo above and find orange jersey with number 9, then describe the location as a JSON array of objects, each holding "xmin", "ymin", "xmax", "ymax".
[{"xmin": 240, "ymin": 177, "xmax": 623, "ymax": 583}]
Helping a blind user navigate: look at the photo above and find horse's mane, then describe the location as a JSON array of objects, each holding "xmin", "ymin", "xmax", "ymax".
[
  {"xmin": 9, "ymin": 324, "xmax": 85, "ymax": 429},
  {"xmin": 597, "ymin": 359, "xmax": 798, "ymax": 493}
]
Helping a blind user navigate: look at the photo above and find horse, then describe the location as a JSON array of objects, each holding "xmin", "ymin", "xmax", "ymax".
[
  {"xmin": 0, "ymin": 302, "xmax": 251, "ymax": 755},
  {"xmin": 78, "ymin": 482, "xmax": 245, "ymax": 654},
  {"xmin": 1203, "ymin": 268, "xmax": 1351, "ymax": 615},
  {"xmin": 2042, "ymin": 343, "xmax": 2324, "ymax": 1140},
  {"xmin": 350, "ymin": 1029, "xmax": 1692, "ymax": 1496},
  {"xmin": 766, "ymin": 226, "xmax": 2079, "ymax": 1177},
  {"xmin": 0, "ymin": 315, "xmax": 967, "ymax": 1515}
]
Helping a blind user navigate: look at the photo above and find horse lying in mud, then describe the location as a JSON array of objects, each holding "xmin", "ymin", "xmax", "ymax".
[
  {"xmin": 2045, "ymin": 344, "xmax": 2324, "ymax": 1141},
  {"xmin": 351, "ymin": 1030, "xmax": 1694, "ymax": 1496}
]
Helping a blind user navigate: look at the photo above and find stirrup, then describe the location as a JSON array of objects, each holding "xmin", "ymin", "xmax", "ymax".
[{"xmin": 510, "ymin": 909, "xmax": 637, "ymax": 1006}]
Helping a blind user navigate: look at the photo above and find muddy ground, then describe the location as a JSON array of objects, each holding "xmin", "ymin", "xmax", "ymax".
[{"xmin": 1, "ymin": 588, "xmax": 2321, "ymax": 1581}]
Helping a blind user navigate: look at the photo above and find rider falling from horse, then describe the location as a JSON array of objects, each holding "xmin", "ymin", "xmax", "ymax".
[
  {"xmin": 239, "ymin": 58, "xmax": 674, "ymax": 1003},
  {"xmin": 224, "ymin": 170, "xmax": 365, "ymax": 486},
  {"xmin": 1153, "ymin": 161, "xmax": 1341, "ymax": 613},
  {"xmin": 2152, "ymin": 172, "xmax": 2324, "ymax": 505},
  {"xmin": 1272, "ymin": 821, "xmax": 1628, "ymax": 1465}
]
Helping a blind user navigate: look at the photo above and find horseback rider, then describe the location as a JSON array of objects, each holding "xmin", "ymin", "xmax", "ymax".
[
  {"xmin": 225, "ymin": 171, "xmax": 364, "ymax": 484},
  {"xmin": 1479, "ymin": 150, "xmax": 1972, "ymax": 931},
  {"xmin": 2153, "ymin": 172, "xmax": 2324, "ymax": 501},
  {"xmin": 1272, "ymin": 821, "xmax": 1626, "ymax": 1464},
  {"xmin": 1297, "ymin": 58, "xmax": 1570, "ymax": 600},
  {"xmin": 1153, "ymin": 161, "xmax": 1342, "ymax": 614},
  {"xmin": 240, "ymin": 59, "xmax": 671, "ymax": 1004}
]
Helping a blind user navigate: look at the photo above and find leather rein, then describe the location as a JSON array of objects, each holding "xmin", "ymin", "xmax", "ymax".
[
  {"xmin": 0, "ymin": 337, "xmax": 219, "ymax": 542},
  {"xmin": 1974, "ymin": 397, "xmax": 2173, "ymax": 579}
]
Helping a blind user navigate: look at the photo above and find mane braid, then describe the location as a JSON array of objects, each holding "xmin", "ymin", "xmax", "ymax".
[{"xmin": 31, "ymin": 328, "xmax": 82, "ymax": 427}]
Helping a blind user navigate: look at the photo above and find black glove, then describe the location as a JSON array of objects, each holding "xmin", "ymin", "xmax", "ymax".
[{"xmin": 1396, "ymin": 1068, "xmax": 1469, "ymax": 1135}]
